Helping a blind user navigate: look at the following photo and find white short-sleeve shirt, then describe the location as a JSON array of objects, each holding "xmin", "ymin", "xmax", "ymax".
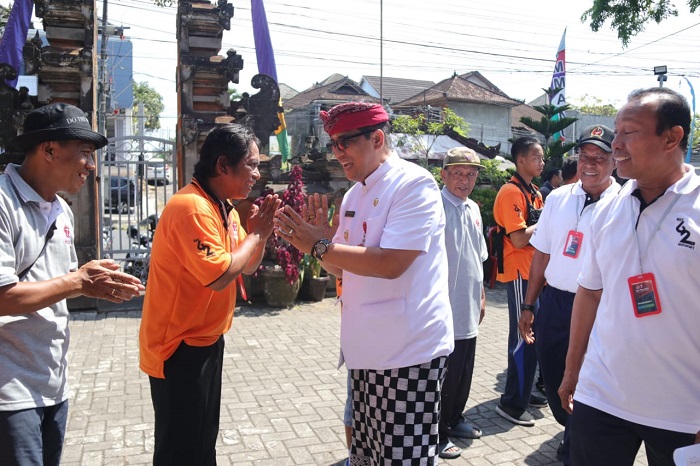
[
  {"xmin": 0, "ymin": 164, "xmax": 78, "ymax": 412},
  {"xmin": 530, "ymin": 179, "xmax": 620, "ymax": 293},
  {"xmin": 575, "ymin": 165, "xmax": 700, "ymax": 433},
  {"xmin": 334, "ymin": 153, "xmax": 454, "ymax": 370}
]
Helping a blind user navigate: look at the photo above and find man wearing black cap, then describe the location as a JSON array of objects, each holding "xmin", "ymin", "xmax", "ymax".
[
  {"xmin": 0, "ymin": 103, "xmax": 144, "ymax": 465},
  {"xmin": 518, "ymin": 124, "xmax": 620, "ymax": 465}
]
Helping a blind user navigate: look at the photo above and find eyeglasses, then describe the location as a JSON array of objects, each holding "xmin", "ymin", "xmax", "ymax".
[
  {"xmin": 578, "ymin": 152, "xmax": 611, "ymax": 165},
  {"xmin": 326, "ymin": 128, "xmax": 376, "ymax": 152}
]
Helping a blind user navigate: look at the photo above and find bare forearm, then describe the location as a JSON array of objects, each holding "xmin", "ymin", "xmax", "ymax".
[
  {"xmin": 0, "ymin": 274, "xmax": 81, "ymax": 316},
  {"xmin": 209, "ymin": 233, "xmax": 266, "ymax": 291},
  {"xmin": 243, "ymin": 233, "xmax": 267, "ymax": 275},
  {"xmin": 510, "ymin": 225, "xmax": 536, "ymax": 249},
  {"xmin": 322, "ymin": 244, "xmax": 420, "ymax": 280}
]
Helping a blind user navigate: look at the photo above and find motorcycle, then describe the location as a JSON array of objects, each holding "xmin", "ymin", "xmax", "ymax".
[{"xmin": 123, "ymin": 214, "xmax": 157, "ymax": 285}]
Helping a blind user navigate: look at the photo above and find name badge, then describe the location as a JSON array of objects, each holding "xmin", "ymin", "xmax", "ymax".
[
  {"xmin": 628, "ymin": 273, "xmax": 662, "ymax": 318},
  {"xmin": 563, "ymin": 230, "xmax": 583, "ymax": 258}
]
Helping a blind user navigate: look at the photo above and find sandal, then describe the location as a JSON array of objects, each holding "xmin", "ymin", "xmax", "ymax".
[{"xmin": 438, "ymin": 440, "xmax": 462, "ymax": 459}]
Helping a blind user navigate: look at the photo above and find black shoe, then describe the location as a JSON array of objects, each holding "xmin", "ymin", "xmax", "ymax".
[
  {"xmin": 529, "ymin": 393, "xmax": 548, "ymax": 408},
  {"xmin": 535, "ymin": 380, "xmax": 547, "ymax": 397},
  {"xmin": 495, "ymin": 403, "xmax": 535, "ymax": 426}
]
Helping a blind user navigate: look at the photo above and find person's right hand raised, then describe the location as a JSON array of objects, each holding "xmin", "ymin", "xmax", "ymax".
[
  {"xmin": 303, "ymin": 193, "xmax": 339, "ymax": 239},
  {"xmin": 247, "ymin": 194, "xmax": 281, "ymax": 238},
  {"xmin": 77, "ymin": 259, "xmax": 145, "ymax": 303}
]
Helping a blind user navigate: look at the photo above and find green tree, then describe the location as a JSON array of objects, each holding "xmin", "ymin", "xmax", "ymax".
[
  {"xmin": 570, "ymin": 94, "xmax": 619, "ymax": 116},
  {"xmin": 518, "ymin": 87, "xmax": 578, "ymax": 169},
  {"xmin": 132, "ymin": 81, "xmax": 164, "ymax": 133},
  {"xmin": 228, "ymin": 85, "xmax": 242, "ymax": 102},
  {"xmin": 392, "ymin": 108, "xmax": 470, "ymax": 163},
  {"xmin": 582, "ymin": 0, "xmax": 700, "ymax": 46}
]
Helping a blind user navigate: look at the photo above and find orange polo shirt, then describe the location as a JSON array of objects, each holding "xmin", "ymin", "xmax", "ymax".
[
  {"xmin": 139, "ymin": 182, "xmax": 246, "ymax": 379},
  {"xmin": 493, "ymin": 176, "xmax": 543, "ymax": 282}
]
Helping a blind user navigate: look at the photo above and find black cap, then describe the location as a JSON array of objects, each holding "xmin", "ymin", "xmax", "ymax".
[
  {"xmin": 8, "ymin": 103, "xmax": 108, "ymax": 152},
  {"xmin": 575, "ymin": 124, "xmax": 614, "ymax": 153}
]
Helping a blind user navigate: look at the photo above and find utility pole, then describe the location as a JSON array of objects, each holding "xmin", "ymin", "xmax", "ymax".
[
  {"xmin": 98, "ymin": 0, "xmax": 109, "ymax": 137},
  {"xmin": 379, "ymin": 0, "xmax": 383, "ymax": 106}
]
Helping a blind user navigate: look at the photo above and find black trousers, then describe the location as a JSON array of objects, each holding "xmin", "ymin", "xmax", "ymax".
[
  {"xmin": 149, "ymin": 335, "xmax": 224, "ymax": 466},
  {"xmin": 571, "ymin": 402, "xmax": 695, "ymax": 466},
  {"xmin": 439, "ymin": 337, "xmax": 477, "ymax": 440}
]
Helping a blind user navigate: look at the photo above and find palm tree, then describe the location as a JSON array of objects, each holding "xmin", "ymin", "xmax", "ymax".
[{"xmin": 519, "ymin": 87, "xmax": 578, "ymax": 168}]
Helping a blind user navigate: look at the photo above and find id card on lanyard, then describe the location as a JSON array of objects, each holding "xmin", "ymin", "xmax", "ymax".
[
  {"xmin": 627, "ymin": 194, "xmax": 680, "ymax": 318},
  {"xmin": 562, "ymin": 195, "xmax": 586, "ymax": 259}
]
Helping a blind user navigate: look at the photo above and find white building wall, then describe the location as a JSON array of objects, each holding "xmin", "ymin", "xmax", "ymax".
[{"xmin": 448, "ymin": 101, "xmax": 512, "ymax": 151}]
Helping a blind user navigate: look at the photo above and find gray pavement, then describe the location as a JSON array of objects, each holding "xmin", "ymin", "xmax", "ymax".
[{"xmin": 62, "ymin": 284, "xmax": 647, "ymax": 465}]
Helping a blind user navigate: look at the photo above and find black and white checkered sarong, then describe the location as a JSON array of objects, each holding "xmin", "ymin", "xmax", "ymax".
[{"xmin": 349, "ymin": 356, "xmax": 447, "ymax": 466}]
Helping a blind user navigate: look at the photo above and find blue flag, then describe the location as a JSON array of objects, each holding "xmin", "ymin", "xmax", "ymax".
[
  {"xmin": 683, "ymin": 77, "xmax": 696, "ymax": 163},
  {"xmin": 0, "ymin": 0, "xmax": 33, "ymax": 88},
  {"xmin": 251, "ymin": 0, "xmax": 290, "ymax": 165}
]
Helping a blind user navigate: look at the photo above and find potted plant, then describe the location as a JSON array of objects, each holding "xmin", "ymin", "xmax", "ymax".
[
  {"xmin": 299, "ymin": 254, "xmax": 329, "ymax": 302},
  {"xmin": 256, "ymin": 165, "xmax": 306, "ymax": 307}
]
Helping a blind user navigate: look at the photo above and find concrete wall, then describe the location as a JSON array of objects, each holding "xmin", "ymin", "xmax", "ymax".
[
  {"xmin": 448, "ymin": 101, "xmax": 512, "ymax": 153},
  {"xmin": 567, "ymin": 111, "xmax": 616, "ymax": 141}
]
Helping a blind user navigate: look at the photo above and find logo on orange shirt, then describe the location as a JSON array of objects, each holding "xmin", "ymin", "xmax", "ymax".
[{"xmin": 194, "ymin": 239, "xmax": 214, "ymax": 256}]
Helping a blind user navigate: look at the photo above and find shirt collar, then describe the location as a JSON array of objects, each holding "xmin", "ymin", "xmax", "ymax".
[
  {"xmin": 6, "ymin": 164, "xmax": 63, "ymax": 228},
  {"xmin": 191, "ymin": 176, "xmax": 233, "ymax": 229},
  {"xmin": 619, "ymin": 163, "xmax": 700, "ymax": 197},
  {"xmin": 441, "ymin": 185, "xmax": 468, "ymax": 207},
  {"xmin": 570, "ymin": 177, "xmax": 620, "ymax": 198},
  {"xmin": 361, "ymin": 151, "xmax": 399, "ymax": 190}
]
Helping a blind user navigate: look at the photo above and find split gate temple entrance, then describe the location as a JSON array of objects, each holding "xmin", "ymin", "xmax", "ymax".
[{"xmin": 0, "ymin": 0, "xmax": 283, "ymax": 311}]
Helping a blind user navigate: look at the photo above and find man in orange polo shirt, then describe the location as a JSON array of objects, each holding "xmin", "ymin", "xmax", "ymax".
[
  {"xmin": 139, "ymin": 124, "xmax": 280, "ymax": 465},
  {"xmin": 493, "ymin": 136, "xmax": 545, "ymax": 427}
]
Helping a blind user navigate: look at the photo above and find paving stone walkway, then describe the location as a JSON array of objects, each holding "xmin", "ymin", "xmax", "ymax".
[{"xmin": 62, "ymin": 284, "xmax": 648, "ymax": 465}]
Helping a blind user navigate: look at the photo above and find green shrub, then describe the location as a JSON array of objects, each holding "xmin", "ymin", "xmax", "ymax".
[{"xmin": 470, "ymin": 186, "xmax": 498, "ymax": 231}]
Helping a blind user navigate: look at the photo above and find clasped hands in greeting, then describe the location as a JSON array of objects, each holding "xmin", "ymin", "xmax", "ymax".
[{"xmin": 273, "ymin": 193, "xmax": 338, "ymax": 253}]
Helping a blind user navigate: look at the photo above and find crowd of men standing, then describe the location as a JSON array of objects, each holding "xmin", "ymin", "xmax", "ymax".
[{"xmin": 1, "ymin": 86, "xmax": 698, "ymax": 466}]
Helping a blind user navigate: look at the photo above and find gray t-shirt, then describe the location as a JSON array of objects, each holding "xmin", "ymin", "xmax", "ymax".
[
  {"xmin": 0, "ymin": 164, "xmax": 77, "ymax": 411},
  {"xmin": 441, "ymin": 187, "xmax": 488, "ymax": 340}
]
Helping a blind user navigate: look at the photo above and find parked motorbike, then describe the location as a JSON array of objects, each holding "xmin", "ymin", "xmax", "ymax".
[{"xmin": 123, "ymin": 214, "xmax": 157, "ymax": 285}]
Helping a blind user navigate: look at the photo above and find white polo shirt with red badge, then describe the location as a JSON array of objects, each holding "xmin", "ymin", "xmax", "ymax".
[
  {"xmin": 530, "ymin": 178, "xmax": 620, "ymax": 293},
  {"xmin": 575, "ymin": 165, "xmax": 700, "ymax": 433}
]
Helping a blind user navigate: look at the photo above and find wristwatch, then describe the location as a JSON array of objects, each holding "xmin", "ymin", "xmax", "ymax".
[
  {"xmin": 521, "ymin": 303, "xmax": 535, "ymax": 311},
  {"xmin": 311, "ymin": 239, "xmax": 331, "ymax": 261}
]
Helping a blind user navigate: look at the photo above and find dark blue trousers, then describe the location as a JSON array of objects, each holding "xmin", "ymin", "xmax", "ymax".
[
  {"xmin": 571, "ymin": 401, "xmax": 695, "ymax": 466},
  {"xmin": 535, "ymin": 285, "xmax": 575, "ymax": 465},
  {"xmin": 500, "ymin": 275, "xmax": 538, "ymax": 412},
  {"xmin": 0, "ymin": 400, "xmax": 68, "ymax": 466}
]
